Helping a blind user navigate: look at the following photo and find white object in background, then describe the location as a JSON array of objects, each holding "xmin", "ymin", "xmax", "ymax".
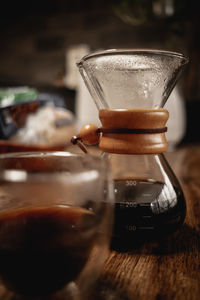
[
  {"xmin": 165, "ymin": 86, "xmax": 186, "ymax": 150},
  {"xmin": 76, "ymin": 74, "xmax": 100, "ymax": 130},
  {"xmin": 64, "ymin": 45, "xmax": 100, "ymax": 130}
]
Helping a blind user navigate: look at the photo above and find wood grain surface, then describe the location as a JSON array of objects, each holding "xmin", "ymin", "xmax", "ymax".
[
  {"xmin": 95, "ymin": 144, "xmax": 200, "ymax": 300},
  {"xmin": 0, "ymin": 144, "xmax": 200, "ymax": 299}
]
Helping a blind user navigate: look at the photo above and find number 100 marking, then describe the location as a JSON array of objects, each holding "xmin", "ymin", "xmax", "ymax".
[{"xmin": 125, "ymin": 225, "xmax": 137, "ymax": 231}]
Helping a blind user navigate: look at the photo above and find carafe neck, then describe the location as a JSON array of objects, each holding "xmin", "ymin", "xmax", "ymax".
[{"xmin": 99, "ymin": 109, "xmax": 169, "ymax": 154}]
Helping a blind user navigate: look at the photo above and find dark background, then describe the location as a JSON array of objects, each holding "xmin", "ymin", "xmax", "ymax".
[{"xmin": 0, "ymin": 0, "xmax": 200, "ymax": 144}]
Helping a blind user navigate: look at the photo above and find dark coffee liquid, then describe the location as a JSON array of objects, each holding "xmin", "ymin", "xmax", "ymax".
[
  {"xmin": 0, "ymin": 206, "xmax": 96, "ymax": 297},
  {"xmin": 113, "ymin": 179, "xmax": 186, "ymax": 241}
]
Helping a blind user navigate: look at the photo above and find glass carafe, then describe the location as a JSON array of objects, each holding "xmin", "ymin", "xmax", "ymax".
[{"xmin": 76, "ymin": 49, "xmax": 189, "ymax": 246}]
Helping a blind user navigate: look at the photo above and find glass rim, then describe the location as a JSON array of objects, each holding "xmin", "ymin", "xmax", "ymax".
[
  {"xmin": 0, "ymin": 151, "xmax": 100, "ymax": 160},
  {"xmin": 0, "ymin": 152, "xmax": 107, "ymax": 182},
  {"xmin": 0, "ymin": 151, "xmax": 106, "ymax": 169},
  {"xmin": 77, "ymin": 48, "xmax": 189, "ymax": 66}
]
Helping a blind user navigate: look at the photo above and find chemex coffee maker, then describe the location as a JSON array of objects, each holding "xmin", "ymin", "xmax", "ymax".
[{"xmin": 72, "ymin": 49, "xmax": 189, "ymax": 245}]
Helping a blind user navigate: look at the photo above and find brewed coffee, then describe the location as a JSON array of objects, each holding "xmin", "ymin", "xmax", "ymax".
[
  {"xmin": 0, "ymin": 205, "xmax": 96, "ymax": 297},
  {"xmin": 113, "ymin": 179, "xmax": 186, "ymax": 239}
]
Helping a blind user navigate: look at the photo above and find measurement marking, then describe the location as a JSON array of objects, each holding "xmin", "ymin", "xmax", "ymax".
[
  {"xmin": 138, "ymin": 226, "xmax": 154, "ymax": 230},
  {"xmin": 139, "ymin": 181, "xmax": 154, "ymax": 185}
]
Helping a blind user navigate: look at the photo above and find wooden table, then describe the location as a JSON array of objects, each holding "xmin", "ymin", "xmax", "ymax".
[
  {"xmin": 0, "ymin": 143, "xmax": 199, "ymax": 299},
  {"xmin": 95, "ymin": 143, "xmax": 200, "ymax": 300}
]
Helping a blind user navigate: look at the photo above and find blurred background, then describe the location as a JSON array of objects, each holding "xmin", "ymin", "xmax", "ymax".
[{"xmin": 0, "ymin": 0, "xmax": 199, "ymax": 149}]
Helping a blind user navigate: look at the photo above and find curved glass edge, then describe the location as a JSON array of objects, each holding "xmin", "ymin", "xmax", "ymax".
[
  {"xmin": 77, "ymin": 48, "xmax": 189, "ymax": 67},
  {"xmin": 0, "ymin": 151, "xmax": 77, "ymax": 159},
  {"xmin": 0, "ymin": 152, "xmax": 113, "ymax": 189},
  {"xmin": 0, "ymin": 151, "xmax": 109, "ymax": 172}
]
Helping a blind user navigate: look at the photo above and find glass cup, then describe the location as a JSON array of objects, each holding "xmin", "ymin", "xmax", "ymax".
[{"xmin": 0, "ymin": 152, "xmax": 114, "ymax": 299}]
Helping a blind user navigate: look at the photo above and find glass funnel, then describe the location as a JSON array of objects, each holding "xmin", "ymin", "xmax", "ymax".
[
  {"xmin": 77, "ymin": 49, "xmax": 188, "ymax": 110},
  {"xmin": 77, "ymin": 49, "xmax": 189, "ymax": 247}
]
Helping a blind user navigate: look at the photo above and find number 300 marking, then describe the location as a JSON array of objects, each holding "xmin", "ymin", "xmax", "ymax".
[{"xmin": 126, "ymin": 180, "xmax": 137, "ymax": 186}]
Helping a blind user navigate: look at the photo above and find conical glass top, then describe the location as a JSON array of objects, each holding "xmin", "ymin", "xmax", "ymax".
[{"xmin": 77, "ymin": 49, "xmax": 188, "ymax": 110}]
